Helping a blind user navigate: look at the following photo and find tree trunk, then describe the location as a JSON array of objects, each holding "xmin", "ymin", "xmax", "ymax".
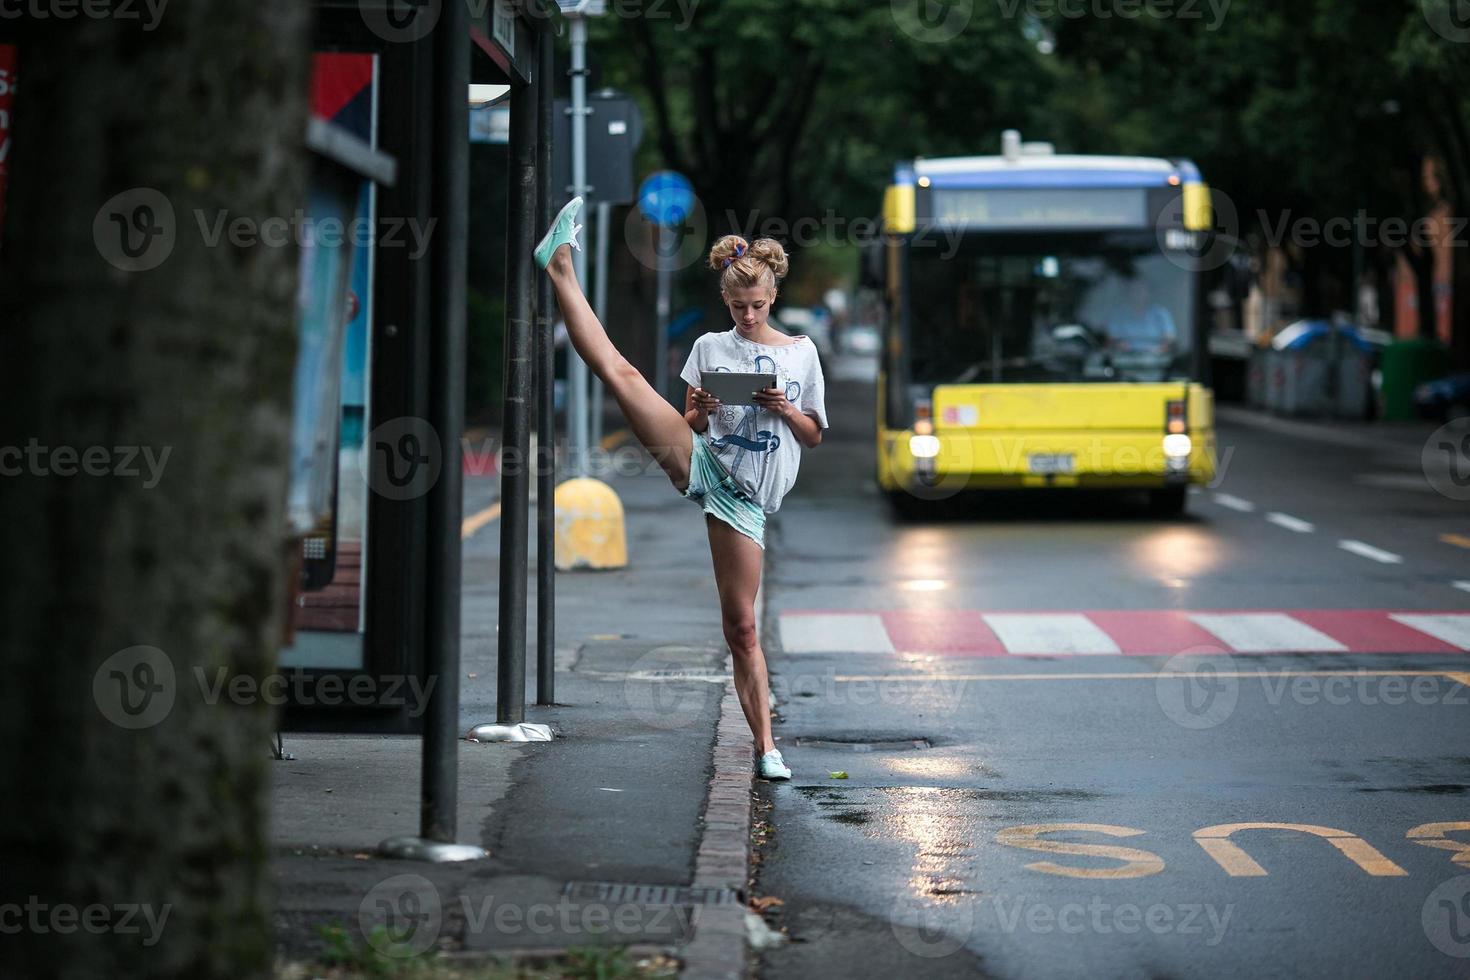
[{"xmin": 0, "ymin": 4, "xmax": 309, "ymax": 977}]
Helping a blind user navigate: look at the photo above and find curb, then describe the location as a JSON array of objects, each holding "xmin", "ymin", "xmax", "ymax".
[{"xmin": 679, "ymin": 560, "xmax": 765, "ymax": 979}]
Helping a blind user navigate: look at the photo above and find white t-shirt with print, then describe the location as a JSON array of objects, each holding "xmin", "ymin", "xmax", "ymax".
[{"xmin": 679, "ymin": 329, "xmax": 828, "ymax": 514}]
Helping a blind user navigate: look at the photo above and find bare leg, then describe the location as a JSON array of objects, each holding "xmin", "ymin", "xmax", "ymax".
[
  {"xmin": 705, "ymin": 514, "xmax": 776, "ymax": 753},
  {"xmin": 544, "ymin": 245, "xmax": 692, "ymax": 489}
]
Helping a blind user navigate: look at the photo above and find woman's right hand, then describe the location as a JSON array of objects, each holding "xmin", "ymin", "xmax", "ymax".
[{"xmin": 692, "ymin": 387, "xmax": 722, "ymax": 416}]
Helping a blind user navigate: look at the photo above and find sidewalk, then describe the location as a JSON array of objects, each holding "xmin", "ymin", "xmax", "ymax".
[
  {"xmin": 1215, "ymin": 403, "xmax": 1443, "ymax": 459},
  {"xmin": 271, "ymin": 454, "xmax": 760, "ymax": 977}
]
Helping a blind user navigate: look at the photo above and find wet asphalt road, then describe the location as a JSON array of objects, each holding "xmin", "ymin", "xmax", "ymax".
[{"xmin": 752, "ymin": 355, "xmax": 1470, "ymax": 979}]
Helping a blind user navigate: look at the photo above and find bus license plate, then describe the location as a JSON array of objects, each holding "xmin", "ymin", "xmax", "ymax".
[{"xmin": 1028, "ymin": 453, "xmax": 1075, "ymax": 475}]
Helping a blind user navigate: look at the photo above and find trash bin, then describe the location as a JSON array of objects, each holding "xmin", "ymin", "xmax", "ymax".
[
  {"xmin": 1268, "ymin": 320, "xmax": 1377, "ymax": 419},
  {"xmin": 1381, "ymin": 338, "xmax": 1451, "ymax": 421}
]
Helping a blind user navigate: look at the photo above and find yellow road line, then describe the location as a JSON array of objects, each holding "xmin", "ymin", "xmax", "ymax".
[
  {"xmin": 1441, "ymin": 534, "xmax": 1470, "ymax": 550},
  {"xmin": 461, "ymin": 501, "xmax": 502, "ymax": 539},
  {"xmin": 601, "ymin": 428, "xmax": 632, "ymax": 451},
  {"xmin": 831, "ymin": 669, "xmax": 1460, "ymax": 683}
]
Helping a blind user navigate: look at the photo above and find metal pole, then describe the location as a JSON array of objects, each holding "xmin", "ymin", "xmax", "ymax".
[
  {"xmin": 535, "ymin": 30, "xmax": 556, "ymax": 707},
  {"xmin": 421, "ymin": 0, "xmax": 469, "ymax": 843},
  {"xmin": 498, "ymin": 62, "xmax": 537, "ymax": 725},
  {"xmin": 591, "ymin": 200, "xmax": 610, "ymax": 447},
  {"xmin": 567, "ymin": 15, "xmax": 591, "ymax": 475},
  {"xmin": 655, "ymin": 224, "xmax": 671, "ymax": 403}
]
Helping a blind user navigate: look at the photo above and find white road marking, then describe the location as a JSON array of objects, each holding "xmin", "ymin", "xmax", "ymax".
[
  {"xmin": 983, "ymin": 614, "xmax": 1121, "ymax": 656},
  {"xmin": 779, "ymin": 614, "xmax": 894, "ymax": 654},
  {"xmin": 1337, "ymin": 540, "xmax": 1404, "ymax": 565},
  {"xmin": 1213, "ymin": 493, "xmax": 1256, "ymax": 513},
  {"xmin": 1266, "ymin": 512, "xmax": 1315, "ymax": 533},
  {"xmin": 1454, "ymin": 581, "xmax": 1470, "ymax": 594},
  {"xmin": 1190, "ymin": 613, "xmax": 1348, "ymax": 653},
  {"xmin": 1390, "ymin": 614, "xmax": 1470, "ymax": 651}
]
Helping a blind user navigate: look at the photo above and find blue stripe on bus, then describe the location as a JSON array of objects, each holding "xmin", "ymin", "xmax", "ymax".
[{"xmin": 921, "ymin": 170, "xmax": 1178, "ymax": 189}]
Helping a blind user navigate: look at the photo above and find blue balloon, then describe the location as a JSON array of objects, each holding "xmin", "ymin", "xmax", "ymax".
[{"xmin": 637, "ymin": 171, "xmax": 695, "ymax": 227}]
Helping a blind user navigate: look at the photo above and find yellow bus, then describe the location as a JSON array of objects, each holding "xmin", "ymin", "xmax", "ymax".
[{"xmin": 874, "ymin": 133, "xmax": 1218, "ymax": 516}]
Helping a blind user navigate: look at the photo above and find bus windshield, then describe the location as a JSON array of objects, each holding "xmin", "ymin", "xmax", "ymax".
[{"xmin": 907, "ymin": 232, "xmax": 1196, "ymax": 385}]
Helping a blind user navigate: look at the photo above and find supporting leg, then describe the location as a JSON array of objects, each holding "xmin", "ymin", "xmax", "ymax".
[{"xmin": 705, "ymin": 514, "xmax": 776, "ymax": 754}]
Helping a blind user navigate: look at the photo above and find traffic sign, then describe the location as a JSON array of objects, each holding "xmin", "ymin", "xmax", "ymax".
[{"xmin": 638, "ymin": 171, "xmax": 694, "ymax": 228}]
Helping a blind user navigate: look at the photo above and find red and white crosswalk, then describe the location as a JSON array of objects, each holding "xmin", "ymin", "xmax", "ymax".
[{"xmin": 777, "ymin": 610, "xmax": 1470, "ymax": 657}]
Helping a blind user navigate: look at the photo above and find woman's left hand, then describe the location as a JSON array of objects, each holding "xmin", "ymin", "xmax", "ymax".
[{"xmin": 752, "ymin": 387, "xmax": 790, "ymax": 418}]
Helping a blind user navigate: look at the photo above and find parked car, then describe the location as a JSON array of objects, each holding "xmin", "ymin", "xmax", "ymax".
[{"xmin": 1414, "ymin": 373, "xmax": 1470, "ymax": 420}]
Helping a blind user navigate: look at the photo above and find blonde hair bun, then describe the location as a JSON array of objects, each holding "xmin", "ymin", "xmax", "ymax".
[{"xmin": 709, "ymin": 235, "xmax": 789, "ymax": 293}]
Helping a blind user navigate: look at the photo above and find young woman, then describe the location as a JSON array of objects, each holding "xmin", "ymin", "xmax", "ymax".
[{"xmin": 536, "ymin": 197, "xmax": 827, "ymax": 781}]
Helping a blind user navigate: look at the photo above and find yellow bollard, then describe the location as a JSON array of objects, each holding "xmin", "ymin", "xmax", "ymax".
[{"xmin": 553, "ymin": 478, "xmax": 627, "ymax": 570}]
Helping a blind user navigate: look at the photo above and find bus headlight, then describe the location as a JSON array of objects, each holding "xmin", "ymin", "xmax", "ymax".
[
  {"xmin": 910, "ymin": 435, "xmax": 941, "ymax": 459},
  {"xmin": 1163, "ymin": 433, "xmax": 1192, "ymax": 459}
]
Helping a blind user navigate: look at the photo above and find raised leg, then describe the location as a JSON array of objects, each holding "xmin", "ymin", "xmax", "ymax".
[
  {"xmin": 705, "ymin": 514, "xmax": 776, "ymax": 753},
  {"xmin": 544, "ymin": 245, "xmax": 692, "ymax": 489}
]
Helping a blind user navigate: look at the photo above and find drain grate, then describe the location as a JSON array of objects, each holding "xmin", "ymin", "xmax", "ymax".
[
  {"xmin": 792, "ymin": 737, "xmax": 932, "ymax": 752},
  {"xmin": 562, "ymin": 881, "xmax": 740, "ymax": 906}
]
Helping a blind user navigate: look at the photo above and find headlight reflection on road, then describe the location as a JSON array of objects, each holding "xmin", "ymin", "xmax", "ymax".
[{"xmin": 1130, "ymin": 526, "xmax": 1220, "ymax": 591}]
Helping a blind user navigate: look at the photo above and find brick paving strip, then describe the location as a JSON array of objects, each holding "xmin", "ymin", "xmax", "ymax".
[
  {"xmin": 679, "ymin": 574, "xmax": 766, "ymax": 980},
  {"xmin": 679, "ymin": 682, "xmax": 756, "ymax": 980}
]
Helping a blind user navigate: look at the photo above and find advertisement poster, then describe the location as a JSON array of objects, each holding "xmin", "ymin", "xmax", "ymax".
[{"xmin": 286, "ymin": 51, "xmax": 379, "ymax": 653}]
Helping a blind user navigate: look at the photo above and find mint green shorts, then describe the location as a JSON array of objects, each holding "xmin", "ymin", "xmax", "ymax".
[{"xmin": 683, "ymin": 430, "xmax": 766, "ymax": 549}]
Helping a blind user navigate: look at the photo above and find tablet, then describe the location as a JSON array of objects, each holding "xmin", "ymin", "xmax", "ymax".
[{"xmin": 700, "ymin": 371, "xmax": 778, "ymax": 406}]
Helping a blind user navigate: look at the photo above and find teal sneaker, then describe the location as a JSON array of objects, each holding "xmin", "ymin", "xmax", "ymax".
[
  {"xmin": 534, "ymin": 195, "xmax": 584, "ymax": 269},
  {"xmin": 758, "ymin": 749, "xmax": 791, "ymax": 781}
]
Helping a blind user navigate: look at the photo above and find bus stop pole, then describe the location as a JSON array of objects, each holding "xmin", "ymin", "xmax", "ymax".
[
  {"xmin": 421, "ymin": 1, "xmax": 470, "ymax": 843},
  {"xmin": 497, "ymin": 47, "xmax": 538, "ymax": 725},
  {"xmin": 535, "ymin": 31, "xmax": 556, "ymax": 706}
]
